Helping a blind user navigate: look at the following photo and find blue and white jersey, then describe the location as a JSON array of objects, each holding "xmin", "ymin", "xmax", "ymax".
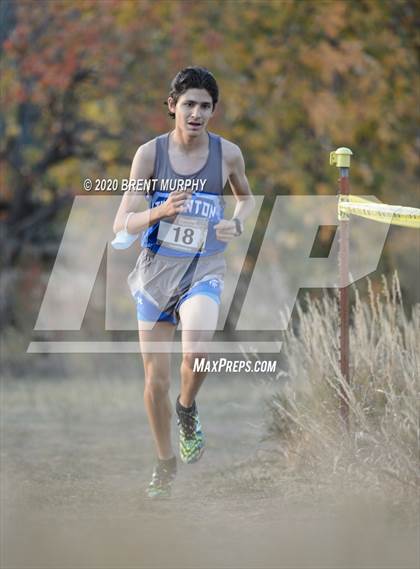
[{"xmin": 141, "ymin": 131, "xmax": 227, "ymax": 257}]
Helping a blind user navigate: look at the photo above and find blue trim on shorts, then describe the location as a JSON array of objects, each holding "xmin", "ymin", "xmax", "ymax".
[
  {"xmin": 176, "ymin": 281, "xmax": 221, "ymax": 312},
  {"xmin": 135, "ymin": 278, "xmax": 222, "ymax": 324},
  {"xmin": 135, "ymin": 292, "xmax": 177, "ymax": 325}
]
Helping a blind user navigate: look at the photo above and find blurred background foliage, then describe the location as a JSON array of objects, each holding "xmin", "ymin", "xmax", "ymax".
[{"xmin": 0, "ymin": 0, "xmax": 419, "ymax": 332}]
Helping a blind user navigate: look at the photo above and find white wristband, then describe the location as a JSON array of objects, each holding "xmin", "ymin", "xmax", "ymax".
[{"xmin": 124, "ymin": 212, "xmax": 135, "ymax": 233}]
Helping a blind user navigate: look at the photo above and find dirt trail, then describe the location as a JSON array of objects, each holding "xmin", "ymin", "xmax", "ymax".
[{"xmin": 1, "ymin": 367, "xmax": 418, "ymax": 569}]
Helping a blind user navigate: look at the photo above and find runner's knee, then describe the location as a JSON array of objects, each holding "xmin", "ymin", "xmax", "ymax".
[
  {"xmin": 182, "ymin": 352, "xmax": 208, "ymax": 372},
  {"xmin": 144, "ymin": 364, "xmax": 170, "ymax": 399}
]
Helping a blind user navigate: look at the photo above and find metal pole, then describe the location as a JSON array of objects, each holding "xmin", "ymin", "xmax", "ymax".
[{"xmin": 330, "ymin": 147, "xmax": 353, "ymax": 427}]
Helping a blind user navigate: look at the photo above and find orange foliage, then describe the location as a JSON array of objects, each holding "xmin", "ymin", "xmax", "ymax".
[{"xmin": 1, "ymin": 0, "xmax": 418, "ymax": 206}]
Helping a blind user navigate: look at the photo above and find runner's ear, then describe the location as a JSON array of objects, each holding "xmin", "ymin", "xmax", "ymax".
[{"xmin": 168, "ymin": 97, "xmax": 176, "ymax": 113}]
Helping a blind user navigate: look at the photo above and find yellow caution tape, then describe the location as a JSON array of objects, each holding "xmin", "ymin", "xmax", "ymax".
[
  {"xmin": 346, "ymin": 195, "xmax": 377, "ymax": 205},
  {"xmin": 338, "ymin": 195, "xmax": 420, "ymax": 229}
]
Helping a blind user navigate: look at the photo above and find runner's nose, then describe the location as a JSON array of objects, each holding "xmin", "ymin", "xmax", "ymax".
[{"xmin": 191, "ymin": 106, "xmax": 201, "ymax": 119}]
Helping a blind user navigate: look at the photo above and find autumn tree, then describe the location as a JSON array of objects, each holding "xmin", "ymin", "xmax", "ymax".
[{"xmin": 1, "ymin": 0, "xmax": 418, "ymax": 326}]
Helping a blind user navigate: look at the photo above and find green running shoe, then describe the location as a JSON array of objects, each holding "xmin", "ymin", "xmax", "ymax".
[
  {"xmin": 176, "ymin": 395, "xmax": 205, "ymax": 464},
  {"xmin": 146, "ymin": 456, "xmax": 177, "ymax": 499}
]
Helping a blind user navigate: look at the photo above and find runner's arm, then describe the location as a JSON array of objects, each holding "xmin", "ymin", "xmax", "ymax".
[
  {"xmin": 227, "ymin": 145, "xmax": 255, "ymax": 223},
  {"xmin": 113, "ymin": 141, "xmax": 189, "ymax": 234},
  {"xmin": 113, "ymin": 142, "xmax": 155, "ymax": 234},
  {"xmin": 215, "ymin": 143, "xmax": 255, "ymax": 241}
]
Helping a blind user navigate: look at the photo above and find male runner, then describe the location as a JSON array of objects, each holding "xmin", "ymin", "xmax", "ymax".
[{"xmin": 113, "ymin": 67, "xmax": 255, "ymax": 498}]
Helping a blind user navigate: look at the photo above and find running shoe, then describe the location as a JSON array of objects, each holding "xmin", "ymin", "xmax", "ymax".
[
  {"xmin": 146, "ymin": 456, "xmax": 177, "ymax": 499},
  {"xmin": 176, "ymin": 395, "xmax": 205, "ymax": 464}
]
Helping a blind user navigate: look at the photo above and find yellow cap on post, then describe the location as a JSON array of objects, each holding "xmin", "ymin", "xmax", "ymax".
[{"xmin": 329, "ymin": 147, "xmax": 353, "ymax": 168}]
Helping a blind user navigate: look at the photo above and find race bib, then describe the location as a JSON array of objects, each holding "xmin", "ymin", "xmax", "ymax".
[{"xmin": 157, "ymin": 215, "xmax": 208, "ymax": 252}]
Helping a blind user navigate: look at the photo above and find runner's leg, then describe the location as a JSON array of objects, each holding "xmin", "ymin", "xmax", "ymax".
[
  {"xmin": 139, "ymin": 321, "xmax": 176, "ymax": 460},
  {"xmin": 179, "ymin": 295, "xmax": 219, "ymax": 407}
]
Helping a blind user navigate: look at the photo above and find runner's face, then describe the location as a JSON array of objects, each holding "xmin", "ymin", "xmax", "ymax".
[{"xmin": 169, "ymin": 89, "xmax": 214, "ymax": 135}]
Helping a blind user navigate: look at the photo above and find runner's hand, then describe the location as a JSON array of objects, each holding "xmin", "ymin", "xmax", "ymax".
[
  {"xmin": 214, "ymin": 219, "xmax": 238, "ymax": 242},
  {"xmin": 160, "ymin": 191, "xmax": 191, "ymax": 218}
]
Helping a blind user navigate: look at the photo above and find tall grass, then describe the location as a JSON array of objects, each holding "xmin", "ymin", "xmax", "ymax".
[{"xmin": 266, "ymin": 273, "xmax": 419, "ymax": 500}]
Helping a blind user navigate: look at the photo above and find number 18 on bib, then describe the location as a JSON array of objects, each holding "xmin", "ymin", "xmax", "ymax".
[{"xmin": 157, "ymin": 215, "xmax": 209, "ymax": 253}]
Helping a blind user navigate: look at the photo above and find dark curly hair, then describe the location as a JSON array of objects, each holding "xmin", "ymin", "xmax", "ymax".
[{"xmin": 165, "ymin": 66, "xmax": 219, "ymax": 119}]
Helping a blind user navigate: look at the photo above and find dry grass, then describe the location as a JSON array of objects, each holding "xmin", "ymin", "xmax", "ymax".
[{"xmin": 265, "ymin": 273, "xmax": 419, "ymax": 509}]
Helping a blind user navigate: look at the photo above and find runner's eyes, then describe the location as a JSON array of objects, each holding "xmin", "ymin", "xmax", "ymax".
[{"xmin": 184, "ymin": 102, "xmax": 211, "ymax": 109}]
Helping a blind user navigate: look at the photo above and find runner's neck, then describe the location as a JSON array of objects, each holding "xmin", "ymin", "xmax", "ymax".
[{"xmin": 170, "ymin": 129, "xmax": 209, "ymax": 155}]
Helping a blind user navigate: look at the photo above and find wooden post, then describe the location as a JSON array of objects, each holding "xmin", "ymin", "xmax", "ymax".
[{"xmin": 330, "ymin": 147, "xmax": 353, "ymax": 427}]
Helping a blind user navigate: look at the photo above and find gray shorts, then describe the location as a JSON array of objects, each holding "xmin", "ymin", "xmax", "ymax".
[{"xmin": 127, "ymin": 249, "xmax": 226, "ymax": 324}]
